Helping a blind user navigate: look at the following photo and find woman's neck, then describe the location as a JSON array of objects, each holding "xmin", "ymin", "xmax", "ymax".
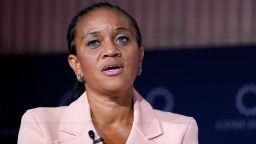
[
  {"xmin": 85, "ymin": 87, "xmax": 134, "ymax": 143},
  {"xmin": 87, "ymin": 87, "xmax": 133, "ymax": 123}
]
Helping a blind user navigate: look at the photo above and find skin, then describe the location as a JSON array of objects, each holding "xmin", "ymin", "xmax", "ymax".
[{"xmin": 68, "ymin": 8, "xmax": 144, "ymax": 144}]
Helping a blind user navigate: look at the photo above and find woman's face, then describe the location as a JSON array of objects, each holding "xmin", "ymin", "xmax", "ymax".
[{"xmin": 68, "ymin": 8, "xmax": 144, "ymax": 95}]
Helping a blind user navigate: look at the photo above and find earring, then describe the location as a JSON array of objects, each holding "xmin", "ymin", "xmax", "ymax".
[
  {"xmin": 137, "ymin": 67, "xmax": 142, "ymax": 76},
  {"xmin": 77, "ymin": 74, "xmax": 84, "ymax": 82}
]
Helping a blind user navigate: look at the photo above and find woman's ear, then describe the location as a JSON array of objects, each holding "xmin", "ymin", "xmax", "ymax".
[
  {"xmin": 68, "ymin": 54, "xmax": 81, "ymax": 76},
  {"xmin": 139, "ymin": 47, "xmax": 144, "ymax": 66}
]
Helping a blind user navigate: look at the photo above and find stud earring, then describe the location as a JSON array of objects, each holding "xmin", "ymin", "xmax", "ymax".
[
  {"xmin": 137, "ymin": 67, "xmax": 142, "ymax": 76},
  {"xmin": 77, "ymin": 74, "xmax": 84, "ymax": 82}
]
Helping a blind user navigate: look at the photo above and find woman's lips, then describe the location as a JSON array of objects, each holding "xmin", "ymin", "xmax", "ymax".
[
  {"xmin": 102, "ymin": 62, "xmax": 124, "ymax": 76},
  {"xmin": 103, "ymin": 67, "xmax": 124, "ymax": 76}
]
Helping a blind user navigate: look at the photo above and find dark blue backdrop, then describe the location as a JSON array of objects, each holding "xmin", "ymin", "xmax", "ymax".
[{"xmin": 1, "ymin": 45, "xmax": 256, "ymax": 143}]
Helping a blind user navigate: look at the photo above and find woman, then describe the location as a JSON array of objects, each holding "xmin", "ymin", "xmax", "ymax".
[{"xmin": 18, "ymin": 2, "xmax": 198, "ymax": 144}]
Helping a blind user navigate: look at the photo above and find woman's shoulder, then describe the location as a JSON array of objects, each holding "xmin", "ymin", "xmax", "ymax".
[
  {"xmin": 153, "ymin": 110, "xmax": 198, "ymax": 140},
  {"xmin": 153, "ymin": 109, "xmax": 197, "ymax": 125},
  {"xmin": 21, "ymin": 106, "xmax": 67, "ymax": 122},
  {"xmin": 151, "ymin": 110, "xmax": 198, "ymax": 143},
  {"xmin": 18, "ymin": 106, "xmax": 69, "ymax": 143}
]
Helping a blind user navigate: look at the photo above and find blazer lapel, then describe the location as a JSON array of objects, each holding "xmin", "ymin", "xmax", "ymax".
[
  {"xmin": 126, "ymin": 89, "xmax": 163, "ymax": 144},
  {"xmin": 55, "ymin": 92, "xmax": 103, "ymax": 144},
  {"xmin": 55, "ymin": 89, "xmax": 162, "ymax": 144}
]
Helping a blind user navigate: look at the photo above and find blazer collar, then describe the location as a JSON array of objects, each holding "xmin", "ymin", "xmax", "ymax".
[
  {"xmin": 60, "ymin": 92, "xmax": 91, "ymax": 135},
  {"xmin": 56, "ymin": 89, "xmax": 162, "ymax": 144},
  {"xmin": 130, "ymin": 89, "xmax": 163, "ymax": 140},
  {"xmin": 56, "ymin": 92, "xmax": 98, "ymax": 144}
]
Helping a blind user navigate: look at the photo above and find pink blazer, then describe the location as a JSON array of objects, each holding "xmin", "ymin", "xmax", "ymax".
[{"xmin": 18, "ymin": 89, "xmax": 198, "ymax": 144}]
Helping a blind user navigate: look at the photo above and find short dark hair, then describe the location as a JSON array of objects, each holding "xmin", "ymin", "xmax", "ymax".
[{"xmin": 67, "ymin": 2, "xmax": 142, "ymax": 55}]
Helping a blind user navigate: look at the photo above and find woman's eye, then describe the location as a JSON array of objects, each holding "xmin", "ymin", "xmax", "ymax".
[
  {"xmin": 87, "ymin": 40, "xmax": 100, "ymax": 48},
  {"xmin": 117, "ymin": 36, "xmax": 129, "ymax": 45}
]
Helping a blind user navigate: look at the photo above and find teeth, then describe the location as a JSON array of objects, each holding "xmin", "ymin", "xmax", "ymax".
[{"xmin": 103, "ymin": 63, "xmax": 122, "ymax": 71}]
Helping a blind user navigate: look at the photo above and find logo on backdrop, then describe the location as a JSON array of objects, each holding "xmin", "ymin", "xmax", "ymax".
[
  {"xmin": 235, "ymin": 84, "xmax": 256, "ymax": 117},
  {"xmin": 145, "ymin": 86, "xmax": 174, "ymax": 112},
  {"xmin": 215, "ymin": 83, "xmax": 256, "ymax": 131}
]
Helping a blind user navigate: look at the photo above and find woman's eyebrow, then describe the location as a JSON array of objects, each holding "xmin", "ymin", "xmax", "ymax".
[
  {"xmin": 81, "ymin": 27, "xmax": 132, "ymax": 39},
  {"xmin": 116, "ymin": 27, "xmax": 132, "ymax": 33},
  {"xmin": 86, "ymin": 31, "xmax": 100, "ymax": 36},
  {"xmin": 82, "ymin": 31, "xmax": 100, "ymax": 40}
]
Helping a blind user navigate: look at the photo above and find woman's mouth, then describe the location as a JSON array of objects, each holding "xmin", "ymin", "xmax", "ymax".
[{"xmin": 102, "ymin": 62, "xmax": 124, "ymax": 76}]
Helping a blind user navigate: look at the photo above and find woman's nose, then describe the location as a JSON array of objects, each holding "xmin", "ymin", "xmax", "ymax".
[{"xmin": 102, "ymin": 42, "xmax": 121, "ymax": 58}]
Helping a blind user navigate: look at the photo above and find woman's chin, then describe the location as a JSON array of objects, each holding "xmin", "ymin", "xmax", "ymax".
[{"xmin": 101, "ymin": 81, "xmax": 132, "ymax": 94}]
